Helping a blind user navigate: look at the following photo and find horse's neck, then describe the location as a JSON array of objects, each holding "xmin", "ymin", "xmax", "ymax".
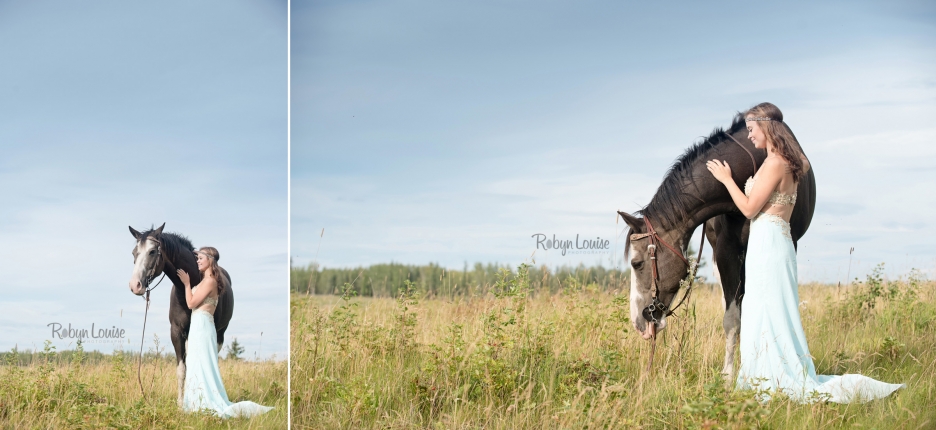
[
  {"xmin": 658, "ymin": 184, "xmax": 745, "ymax": 241},
  {"xmin": 665, "ymin": 172, "xmax": 759, "ymax": 244},
  {"xmin": 166, "ymin": 254, "xmax": 201, "ymax": 301},
  {"xmin": 657, "ymin": 202, "xmax": 733, "ymax": 254},
  {"xmin": 689, "ymin": 201, "xmax": 744, "ymax": 228},
  {"xmin": 684, "ymin": 136, "xmax": 761, "ymax": 227},
  {"xmin": 649, "ymin": 131, "xmax": 762, "ymax": 244}
]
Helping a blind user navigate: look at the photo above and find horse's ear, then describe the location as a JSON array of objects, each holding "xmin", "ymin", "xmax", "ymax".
[
  {"xmin": 129, "ymin": 226, "xmax": 142, "ymax": 239},
  {"xmin": 154, "ymin": 223, "xmax": 165, "ymax": 236},
  {"xmin": 617, "ymin": 211, "xmax": 644, "ymax": 232}
]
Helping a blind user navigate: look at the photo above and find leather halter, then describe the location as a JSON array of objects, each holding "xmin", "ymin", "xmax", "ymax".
[
  {"xmin": 629, "ymin": 215, "xmax": 705, "ymax": 323},
  {"xmin": 142, "ymin": 235, "xmax": 174, "ymax": 294}
]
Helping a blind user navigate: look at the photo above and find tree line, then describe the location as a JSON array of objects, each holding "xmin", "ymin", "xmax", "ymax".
[{"xmin": 291, "ymin": 261, "xmax": 632, "ymax": 298}]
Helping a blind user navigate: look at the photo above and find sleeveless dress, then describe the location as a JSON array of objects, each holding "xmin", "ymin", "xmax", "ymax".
[
  {"xmin": 736, "ymin": 176, "xmax": 904, "ymax": 403},
  {"xmin": 182, "ymin": 287, "xmax": 274, "ymax": 418}
]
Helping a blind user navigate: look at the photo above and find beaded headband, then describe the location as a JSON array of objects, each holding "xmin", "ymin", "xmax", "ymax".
[
  {"xmin": 195, "ymin": 250, "xmax": 215, "ymax": 261},
  {"xmin": 745, "ymin": 116, "xmax": 773, "ymax": 121}
]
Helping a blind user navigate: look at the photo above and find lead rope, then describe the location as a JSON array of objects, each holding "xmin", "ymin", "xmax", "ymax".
[
  {"xmin": 137, "ymin": 238, "xmax": 171, "ymax": 399},
  {"xmin": 646, "ymin": 223, "xmax": 706, "ymax": 373},
  {"xmin": 666, "ymin": 228, "xmax": 707, "ymax": 317},
  {"xmin": 647, "ymin": 334, "xmax": 657, "ymax": 373},
  {"xmin": 137, "ymin": 289, "xmax": 151, "ymax": 397},
  {"xmin": 137, "ymin": 271, "xmax": 165, "ymax": 398}
]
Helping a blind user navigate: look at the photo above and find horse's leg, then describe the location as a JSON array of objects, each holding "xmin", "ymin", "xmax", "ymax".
[
  {"xmin": 171, "ymin": 324, "xmax": 186, "ymax": 407},
  {"xmin": 216, "ymin": 328, "xmax": 225, "ymax": 368},
  {"xmin": 722, "ymin": 297, "xmax": 741, "ymax": 379},
  {"xmin": 709, "ymin": 215, "xmax": 744, "ymax": 379}
]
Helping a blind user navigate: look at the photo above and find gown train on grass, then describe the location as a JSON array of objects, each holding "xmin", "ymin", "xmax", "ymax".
[
  {"xmin": 182, "ymin": 291, "xmax": 274, "ymax": 418},
  {"xmin": 736, "ymin": 177, "xmax": 903, "ymax": 403}
]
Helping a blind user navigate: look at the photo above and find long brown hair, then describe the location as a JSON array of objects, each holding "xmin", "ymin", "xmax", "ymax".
[
  {"xmin": 196, "ymin": 246, "xmax": 229, "ymax": 296},
  {"xmin": 745, "ymin": 102, "xmax": 806, "ymax": 182}
]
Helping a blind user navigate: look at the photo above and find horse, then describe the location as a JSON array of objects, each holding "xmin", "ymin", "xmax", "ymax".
[
  {"xmin": 617, "ymin": 112, "xmax": 816, "ymax": 377},
  {"xmin": 127, "ymin": 223, "xmax": 235, "ymax": 405}
]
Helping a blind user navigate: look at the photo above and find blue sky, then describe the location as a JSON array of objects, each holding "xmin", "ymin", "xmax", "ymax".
[
  {"xmin": 0, "ymin": 1, "xmax": 287, "ymax": 359},
  {"xmin": 291, "ymin": 0, "xmax": 936, "ymax": 284}
]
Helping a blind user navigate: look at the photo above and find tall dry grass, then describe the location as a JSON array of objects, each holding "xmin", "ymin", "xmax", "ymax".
[
  {"xmin": 0, "ymin": 338, "xmax": 286, "ymax": 429},
  {"xmin": 291, "ymin": 264, "xmax": 935, "ymax": 429}
]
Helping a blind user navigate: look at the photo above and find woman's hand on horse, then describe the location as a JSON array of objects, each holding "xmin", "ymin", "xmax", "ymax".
[
  {"xmin": 706, "ymin": 159, "xmax": 732, "ymax": 183},
  {"xmin": 176, "ymin": 269, "xmax": 190, "ymax": 287}
]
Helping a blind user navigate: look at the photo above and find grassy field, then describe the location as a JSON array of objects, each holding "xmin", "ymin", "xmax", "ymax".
[
  {"xmin": 0, "ymin": 341, "xmax": 287, "ymax": 429},
  {"xmin": 291, "ymin": 264, "xmax": 935, "ymax": 429}
]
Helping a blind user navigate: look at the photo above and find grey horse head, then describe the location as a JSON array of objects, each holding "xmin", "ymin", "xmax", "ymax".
[
  {"xmin": 619, "ymin": 212, "xmax": 692, "ymax": 340},
  {"xmin": 128, "ymin": 222, "xmax": 166, "ymax": 296}
]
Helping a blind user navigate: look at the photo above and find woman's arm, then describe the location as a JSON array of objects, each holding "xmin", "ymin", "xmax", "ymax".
[
  {"xmin": 176, "ymin": 269, "xmax": 217, "ymax": 309},
  {"xmin": 706, "ymin": 158, "xmax": 784, "ymax": 219}
]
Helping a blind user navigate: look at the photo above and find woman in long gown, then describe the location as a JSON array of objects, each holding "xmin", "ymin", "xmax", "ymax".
[
  {"xmin": 706, "ymin": 102, "xmax": 903, "ymax": 403},
  {"xmin": 177, "ymin": 247, "xmax": 274, "ymax": 418}
]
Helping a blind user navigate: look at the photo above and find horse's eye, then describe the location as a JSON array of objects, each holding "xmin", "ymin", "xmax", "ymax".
[
  {"xmin": 149, "ymin": 249, "xmax": 156, "ymax": 255},
  {"xmin": 631, "ymin": 260, "xmax": 644, "ymax": 270}
]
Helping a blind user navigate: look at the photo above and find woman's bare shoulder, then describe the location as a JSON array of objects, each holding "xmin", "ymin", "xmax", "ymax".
[
  {"xmin": 203, "ymin": 272, "xmax": 220, "ymax": 289},
  {"xmin": 762, "ymin": 156, "xmax": 787, "ymax": 173}
]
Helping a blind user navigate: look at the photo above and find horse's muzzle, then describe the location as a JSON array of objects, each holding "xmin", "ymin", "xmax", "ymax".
[
  {"xmin": 641, "ymin": 320, "xmax": 657, "ymax": 340},
  {"xmin": 641, "ymin": 297, "xmax": 668, "ymax": 323},
  {"xmin": 129, "ymin": 278, "xmax": 145, "ymax": 296}
]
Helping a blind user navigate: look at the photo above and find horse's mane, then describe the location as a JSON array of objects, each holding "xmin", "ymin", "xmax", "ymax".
[
  {"xmin": 637, "ymin": 113, "xmax": 747, "ymax": 230},
  {"xmin": 140, "ymin": 227, "xmax": 194, "ymax": 259}
]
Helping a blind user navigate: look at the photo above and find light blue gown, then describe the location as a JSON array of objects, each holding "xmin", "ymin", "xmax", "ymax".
[
  {"xmin": 183, "ymin": 290, "xmax": 274, "ymax": 418},
  {"xmin": 736, "ymin": 177, "xmax": 904, "ymax": 403}
]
